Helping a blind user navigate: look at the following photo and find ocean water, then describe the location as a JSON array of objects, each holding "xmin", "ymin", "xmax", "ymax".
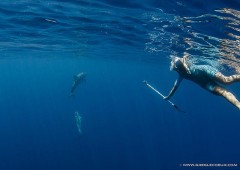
[{"xmin": 0, "ymin": 0, "xmax": 240, "ymax": 170}]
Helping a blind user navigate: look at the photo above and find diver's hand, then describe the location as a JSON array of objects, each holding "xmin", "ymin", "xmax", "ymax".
[
  {"xmin": 183, "ymin": 55, "xmax": 189, "ymax": 60},
  {"xmin": 163, "ymin": 96, "xmax": 169, "ymax": 100},
  {"xmin": 183, "ymin": 52, "xmax": 190, "ymax": 60},
  {"xmin": 183, "ymin": 55, "xmax": 191, "ymax": 74}
]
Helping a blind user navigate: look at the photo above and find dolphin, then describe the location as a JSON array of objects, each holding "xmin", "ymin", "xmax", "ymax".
[
  {"xmin": 69, "ymin": 72, "xmax": 86, "ymax": 96},
  {"xmin": 74, "ymin": 111, "xmax": 82, "ymax": 135}
]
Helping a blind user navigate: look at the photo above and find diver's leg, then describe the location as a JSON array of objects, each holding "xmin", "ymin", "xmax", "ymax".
[
  {"xmin": 213, "ymin": 86, "xmax": 240, "ymax": 110},
  {"xmin": 214, "ymin": 72, "xmax": 240, "ymax": 85}
]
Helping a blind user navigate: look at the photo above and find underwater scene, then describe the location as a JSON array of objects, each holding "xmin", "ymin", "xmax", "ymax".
[{"xmin": 0, "ymin": 0, "xmax": 240, "ymax": 169}]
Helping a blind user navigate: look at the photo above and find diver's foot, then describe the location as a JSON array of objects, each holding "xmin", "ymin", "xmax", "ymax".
[{"xmin": 236, "ymin": 104, "xmax": 240, "ymax": 110}]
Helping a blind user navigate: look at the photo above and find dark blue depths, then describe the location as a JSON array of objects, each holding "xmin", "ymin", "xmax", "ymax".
[{"xmin": 0, "ymin": 0, "xmax": 239, "ymax": 170}]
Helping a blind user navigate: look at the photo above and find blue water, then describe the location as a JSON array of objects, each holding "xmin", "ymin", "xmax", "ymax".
[{"xmin": 0, "ymin": 0, "xmax": 240, "ymax": 170}]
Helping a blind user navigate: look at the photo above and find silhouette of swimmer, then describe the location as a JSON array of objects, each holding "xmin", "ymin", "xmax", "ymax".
[
  {"xmin": 69, "ymin": 72, "xmax": 86, "ymax": 96},
  {"xmin": 165, "ymin": 54, "xmax": 240, "ymax": 110}
]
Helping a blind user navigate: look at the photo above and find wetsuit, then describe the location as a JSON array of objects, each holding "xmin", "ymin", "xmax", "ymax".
[{"xmin": 178, "ymin": 64, "xmax": 220, "ymax": 94}]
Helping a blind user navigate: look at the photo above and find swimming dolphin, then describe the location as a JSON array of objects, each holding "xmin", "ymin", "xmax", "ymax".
[
  {"xmin": 74, "ymin": 111, "xmax": 82, "ymax": 135},
  {"xmin": 69, "ymin": 72, "xmax": 86, "ymax": 96}
]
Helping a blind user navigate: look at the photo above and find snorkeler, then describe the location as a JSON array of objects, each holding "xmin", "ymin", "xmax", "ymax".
[
  {"xmin": 69, "ymin": 72, "xmax": 86, "ymax": 96},
  {"xmin": 164, "ymin": 54, "xmax": 240, "ymax": 110}
]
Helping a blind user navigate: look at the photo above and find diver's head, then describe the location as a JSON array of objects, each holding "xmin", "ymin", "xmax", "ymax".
[{"xmin": 170, "ymin": 56, "xmax": 182, "ymax": 71}]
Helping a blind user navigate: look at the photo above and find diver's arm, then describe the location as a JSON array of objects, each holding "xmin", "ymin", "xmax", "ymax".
[{"xmin": 164, "ymin": 76, "xmax": 183, "ymax": 100}]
